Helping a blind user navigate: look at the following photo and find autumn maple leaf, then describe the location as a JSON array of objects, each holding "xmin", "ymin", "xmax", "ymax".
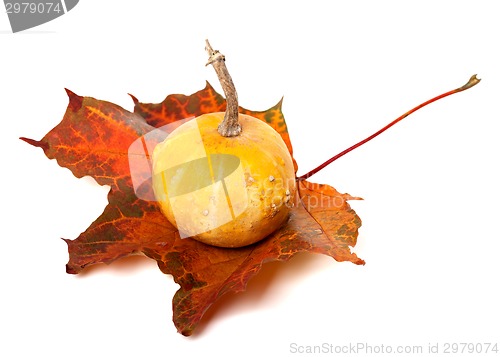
[{"xmin": 20, "ymin": 81, "xmax": 364, "ymax": 336}]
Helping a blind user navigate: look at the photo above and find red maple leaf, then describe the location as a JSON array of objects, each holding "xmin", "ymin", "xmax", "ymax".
[{"xmin": 20, "ymin": 71, "xmax": 479, "ymax": 335}]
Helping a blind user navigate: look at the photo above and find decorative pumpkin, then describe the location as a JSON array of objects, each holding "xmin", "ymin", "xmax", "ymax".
[{"xmin": 151, "ymin": 41, "xmax": 296, "ymax": 247}]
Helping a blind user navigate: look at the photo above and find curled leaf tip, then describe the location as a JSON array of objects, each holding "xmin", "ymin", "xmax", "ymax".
[
  {"xmin": 66, "ymin": 264, "xmax": 79, "ymax": 275},
  {"xmin": 346, "ymin": 195, "xmax": 364, "ymax": 201},
  {"xmin": 204, "ymin": 80, "xmax": 215, "ymax": 90},
  {"xmin": 64, "ymin": 88, "xmax": 83, "ymax": 112},
  {"xmin": 128, "ymin": 93, "xmax": 139, "ymax": 105},
  {"xmin": 19, "ymin": 137, "xmax": 48, "ymax": 150},
  {"xmin": 460, "ymin": 74, "xmax": 481, "ymax": 91},
  {"xmin": 276, "ymin": 96, "xmax": 284, "ymax": 110}
]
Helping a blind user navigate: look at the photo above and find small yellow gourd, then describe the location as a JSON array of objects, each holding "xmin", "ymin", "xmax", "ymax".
[{"xmin": 151, "ymin": 40, "xmax": 296, "ymax": 248}]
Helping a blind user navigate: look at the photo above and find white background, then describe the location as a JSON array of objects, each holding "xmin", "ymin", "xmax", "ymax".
[{"xmin": 2, "ymin": 1, "xmax": 499, "ymax": 356}]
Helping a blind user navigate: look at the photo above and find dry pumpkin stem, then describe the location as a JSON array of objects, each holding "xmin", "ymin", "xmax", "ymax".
[{"xmin": 205, "ymin": 39, "xmax": 242, "ymax": 137}]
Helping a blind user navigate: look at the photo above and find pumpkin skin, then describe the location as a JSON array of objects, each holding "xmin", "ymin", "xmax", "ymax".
[{"xmin": 152, "ymin": 112, "xmax": 296, "ymax": 248}]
